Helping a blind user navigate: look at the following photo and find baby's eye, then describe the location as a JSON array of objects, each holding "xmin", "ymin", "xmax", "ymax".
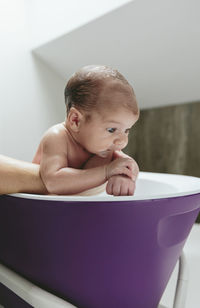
[{"xmin": 107, "ymin": 128, "xmax": 116, "ymax": 133}]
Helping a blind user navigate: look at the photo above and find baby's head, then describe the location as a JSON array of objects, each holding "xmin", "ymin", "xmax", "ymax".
[
  {"xmin": 64, "ymin": 65, "xmax": 139, "ymax": 156},
  {"xmin": 65, "ymin": 65, "xmax": 139, "ymax": 117}
]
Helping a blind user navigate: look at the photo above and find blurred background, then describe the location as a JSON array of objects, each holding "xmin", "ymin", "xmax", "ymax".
[{"xmin": 0, "ymin": 0, "xmax": 200, "ymax": 185}]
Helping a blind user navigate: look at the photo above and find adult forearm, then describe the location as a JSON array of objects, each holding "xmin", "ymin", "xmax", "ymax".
[{"xmin": 0, "ymin": 155, "xmax": 47, "ymax": 195}]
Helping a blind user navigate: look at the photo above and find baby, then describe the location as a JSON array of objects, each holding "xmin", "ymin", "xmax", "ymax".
[{"xmin": 33, "ymin": 65, "xmax": 139, "ymax": 196}]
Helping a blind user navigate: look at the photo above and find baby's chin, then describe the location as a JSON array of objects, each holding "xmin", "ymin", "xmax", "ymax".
[{"xmin": 97, "ymin": 150, "xmax": 112, "ymax": 158}]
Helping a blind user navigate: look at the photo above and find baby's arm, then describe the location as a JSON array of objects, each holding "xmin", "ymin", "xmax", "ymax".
[
  {"xmin": 82, "ymin": 151, "xmax": 139, "ymax": 196},
  {"xmin": 112, "ymin": 150, "xmax": 139, "ymax": 181},
  {"xmin": 82, "ymin": 153, "xmax": 113, "ymax": 169},
  {"xmin": 78, "ymin": 154, "xmax": 113, "ymax": 196},
  {"xmin": 40, "ymin": 135, "xmax": 135, "ymax": 195}
]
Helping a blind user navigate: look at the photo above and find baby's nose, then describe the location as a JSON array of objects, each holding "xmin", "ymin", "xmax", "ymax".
[{"xmin": 113, "ymin": 134, "xmax": 128, "ymax": 149}]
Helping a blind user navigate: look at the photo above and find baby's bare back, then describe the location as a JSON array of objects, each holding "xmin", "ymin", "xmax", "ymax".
[{"xmin": 32, "ymin": 122, "xmax": 90, "ymax": 168}]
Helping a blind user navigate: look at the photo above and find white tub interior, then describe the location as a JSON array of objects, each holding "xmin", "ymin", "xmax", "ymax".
[{"xmin": 9, "ymin": 172, "xmax": 200, "ymax": 202}]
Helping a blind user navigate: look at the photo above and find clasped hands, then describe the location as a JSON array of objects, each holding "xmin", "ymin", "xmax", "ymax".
[
  {"xmin": 83, "ymin": 150, "xmax": 139, "ymax": 196},
  {"xmin": 105, "ymin": 151, "xmax": 139, "ymax": 196}
]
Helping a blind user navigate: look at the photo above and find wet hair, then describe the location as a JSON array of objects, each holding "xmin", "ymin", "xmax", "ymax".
[{"xmin": 64, "ymin": 65, "xmax": 138, "ymax": 115}]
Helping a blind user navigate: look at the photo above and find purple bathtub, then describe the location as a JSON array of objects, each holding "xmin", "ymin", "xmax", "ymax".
[{"xmin": 0, "ymin": 172, "xmax": 200, "ymax": 308}]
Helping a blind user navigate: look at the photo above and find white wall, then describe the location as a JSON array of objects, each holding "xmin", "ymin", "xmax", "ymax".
[
  {"xmin": 27, "ymin": 0, "xmax": 132, "ymax": 48},
  {"xmin": 0, "ymin": 0, "xmax": 132, "ymax": 161},
  {"xmin": 0, "ymin": 0, "xmax": 65, "ymax": 161},
  {"xmin": 33, "ymin": 0, "xmax": 200, "ymax": 110}
]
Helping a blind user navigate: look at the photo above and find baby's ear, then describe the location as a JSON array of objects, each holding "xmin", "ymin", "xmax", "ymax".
[{"xmin": 67, "ymin": 107, "xmax": 83, "ymax": 132}]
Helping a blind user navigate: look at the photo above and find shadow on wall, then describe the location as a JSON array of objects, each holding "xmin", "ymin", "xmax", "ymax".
[{"xmin": 125, "ymin": 101, "xmax": 200, "ymax": 222}]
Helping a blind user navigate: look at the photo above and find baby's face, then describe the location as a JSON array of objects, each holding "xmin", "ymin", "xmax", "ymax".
[{"xmin": 78, "ymin": 82, "xmax": 138, "ymax": 157}]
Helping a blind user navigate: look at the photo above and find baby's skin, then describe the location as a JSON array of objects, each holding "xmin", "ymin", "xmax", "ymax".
[{"xmin": 33, "ymin": 79, "xmax": 139, "ymax": 195}]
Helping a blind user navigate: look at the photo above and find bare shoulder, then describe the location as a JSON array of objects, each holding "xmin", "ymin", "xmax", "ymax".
[
  {"xmin": 33, "ymin": 123, "xmax": 68, "ymax": 164},
  {"xmin": 44, "ymin": 122, "xmax": 66, "ymax": 138},
  {"xmin": 42, "ymin": 123, "xmax": 68, "ymax": 152}
]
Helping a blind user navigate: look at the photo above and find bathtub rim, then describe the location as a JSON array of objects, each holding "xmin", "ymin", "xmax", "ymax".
[{"xmin": 6, "ymin": 172, "xmax": 200, "ymax": 202}]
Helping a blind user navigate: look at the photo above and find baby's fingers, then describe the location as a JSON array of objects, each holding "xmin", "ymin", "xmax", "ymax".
[
  {"xmin": 106, "ymin": 180, "xmax": 113, "ymax": 195},
  {"xmin": 126, "ymin": 161, "xmax": 139, "ymax": 180},
  {"xmin": 120, "ymin": 184, "xmax": 129, "ymax": 196},
  {"xmin": 121, "ymin": 166, "xmax": 134, "ymax": 180},
  {"xmin": 128, "ymin": 181, "xmax": 136, "ymax": 195}
]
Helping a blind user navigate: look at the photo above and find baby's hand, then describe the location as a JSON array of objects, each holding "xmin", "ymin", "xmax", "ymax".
[
  {"xmin": 106, "ymin": 154, "xmax": 139, "ymax": 181},
  {"xmin": 106, "ymin": 157, "xmax": 135, "ymax": 180},
  {"xmin": 106, "ymin": 175, "xmax": 136, "ymax": 196}
]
